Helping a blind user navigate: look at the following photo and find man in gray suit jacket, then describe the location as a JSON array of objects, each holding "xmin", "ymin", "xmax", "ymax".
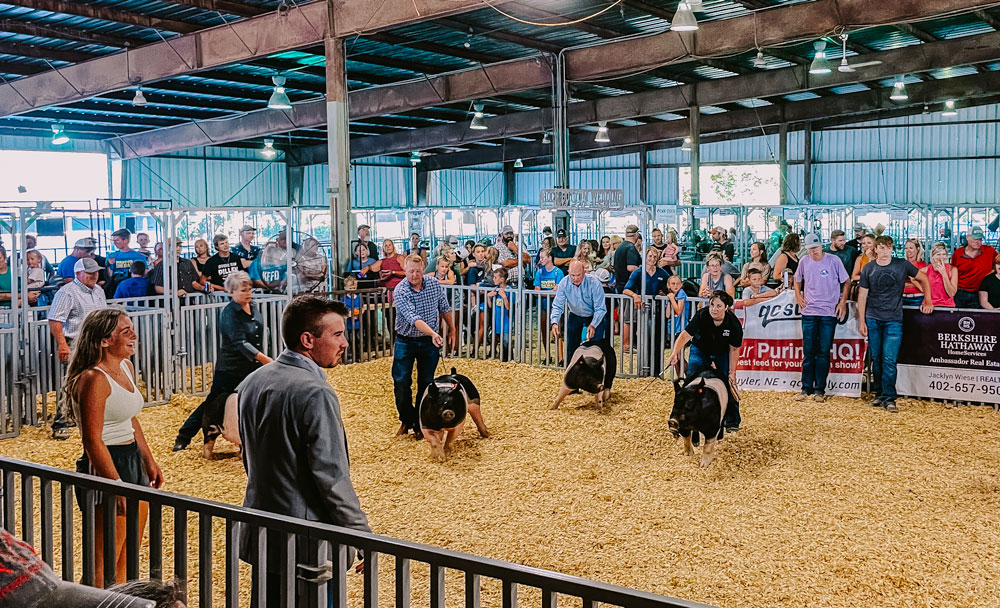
[{"xmin": 237, "ymin": 295, "xmax": 370, "ymax": 607}]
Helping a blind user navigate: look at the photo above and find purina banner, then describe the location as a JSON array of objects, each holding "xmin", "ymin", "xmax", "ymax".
[
  {"xmin": 896, "ymin": 308, "xmax": 1000, "ymax": 404},
  {"xmin": 735, "ymin": 291, "xmax": 867, "ymax": 397}
]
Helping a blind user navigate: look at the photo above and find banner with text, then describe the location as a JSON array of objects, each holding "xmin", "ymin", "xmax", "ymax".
[
  {"xmin": 896, "ymin": 308, "xmax": 1000, "ymax": 404},
  {"xmin": 736, "ymin": 291, "xmax": 866, "ymax": 397}
]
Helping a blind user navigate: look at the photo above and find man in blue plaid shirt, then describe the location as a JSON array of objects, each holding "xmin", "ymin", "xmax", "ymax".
[{"xmin": 391, "ymin": 254, "xmax": 457, "ymax": 438}]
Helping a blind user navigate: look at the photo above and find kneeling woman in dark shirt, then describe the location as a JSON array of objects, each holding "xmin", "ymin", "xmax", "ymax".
[
  {"xmin": 667, "ymin": 290, "xmax": 744, "ymax": 431},
  {"xmin": 172, "ymin": 271, "xmax": 272, "ymax": 455}
]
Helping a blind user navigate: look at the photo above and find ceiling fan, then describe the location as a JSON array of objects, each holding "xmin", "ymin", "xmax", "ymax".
[{"xmin": 836, "ymin": 33, "xmax": 882, "ymax": 73}]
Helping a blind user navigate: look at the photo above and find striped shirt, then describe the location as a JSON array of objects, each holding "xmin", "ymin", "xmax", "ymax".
[
  {"xmin": 392, "ymin": 275, "xmax": 451, "ymax": 338},
  {"xmin": 48, "ymin": 279, "xmax": 108, "ymax": 340}
]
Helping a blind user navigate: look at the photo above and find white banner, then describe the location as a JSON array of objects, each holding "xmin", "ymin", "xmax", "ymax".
[{"xmin": 736, "ymin": 291, "xmax": 867, "ymax": 397}]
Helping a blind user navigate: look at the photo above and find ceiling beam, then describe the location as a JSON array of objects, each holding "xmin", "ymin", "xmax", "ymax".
[
  {"xmin": 0, "ymin": 41, "xmax": 96, "ymax": 63},
  {"xmin": 85, "ymin": 0, "xmax": 1000, "ymax": 155},
  {"xmin": 435, "ymin": 17, "xmax": 564, "ymax": 54},
  {"xmin": 421, "ymin": 70, "xmax": 1000, "ymax": 170},
  {"xmin": 0, "ymin": 19, "xmax": 146, "ymax": 46},
  {"xmin": 157, "ymin": 0, "xmax": 268, "ymax": 19},
  {"xmin": 0, "ymin": 0, "xmax": 518, "ymax": 115},
  {"xmin": 2, "ymin": 0, "xmax": 203, "ymax": 34},
  {"xmin": 974, "ymin": 9, "xmax": 1000, "ymax": 29},
  {"xmin": 622, "ymin": 0, "xmax": 673, "ymax": 22},
  {"xmin": 287, "ymin": 30, "xmax": 1000, "ymax": 162}
]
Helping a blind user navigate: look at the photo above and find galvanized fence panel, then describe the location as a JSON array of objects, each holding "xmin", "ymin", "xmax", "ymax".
[
  {"xmin": 0, "ymin": 319, "xmax": 17, "ymax": 439},
  {"xmin": 0, "ymin": 456, "xmax": 713, "ymax": 608}
]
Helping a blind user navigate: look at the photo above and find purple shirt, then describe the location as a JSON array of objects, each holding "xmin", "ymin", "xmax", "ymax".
[{"xmin": 794, "ymin": 253, "xmax": 849, "ymax": 317}]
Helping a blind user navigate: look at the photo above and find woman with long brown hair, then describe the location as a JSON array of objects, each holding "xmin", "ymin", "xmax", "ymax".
[{"xmin": 63, "ymin": 308, "xmax": 163, "ymax": 587}]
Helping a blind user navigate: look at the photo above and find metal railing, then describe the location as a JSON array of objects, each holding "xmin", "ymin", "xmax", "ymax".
[{"xmin": 0, "ymin": 456, "xmax": 712, "ymax": 608}]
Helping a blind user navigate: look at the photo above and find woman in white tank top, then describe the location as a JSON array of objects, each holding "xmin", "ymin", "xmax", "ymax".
[{"xmin": 62, "ymin": 309, "xmax": 163, "ymax": 588}]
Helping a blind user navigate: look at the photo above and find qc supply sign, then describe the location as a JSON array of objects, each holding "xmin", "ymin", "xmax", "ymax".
[
  {"xmin": 736, "ymin": 291, "xmax": 866, "ymax": 397},
  {"xmin": 896, "ymin": 308, "xmax": 1000, "ymax": 404}
]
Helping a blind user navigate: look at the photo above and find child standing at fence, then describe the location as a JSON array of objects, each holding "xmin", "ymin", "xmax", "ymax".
[
  {"xmin": 341, "ymin": 276, "xmax": 363, "ymax": 364},
  {"xmin": 491, "ymin": 268, "xmax": 514, "ymax": 362},
  {"xmin": 665, "ymin": 275, "xmax": 688, "ymax": 379}
]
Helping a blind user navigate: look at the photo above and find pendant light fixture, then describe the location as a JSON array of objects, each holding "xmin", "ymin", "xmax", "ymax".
[
  {"xmin": 941, "ymin": 99, "xmax": 958, "ymax": 117},
  {"xmin": 541, "ymin": 131, "xmax": 551, "ymax": 144},
  {"xmin": 594, "ymin": 121, "xmax": 610, "ymax": 143},
  {"xmin": 809, "ymin": 41, "xmax": 832, "ymax": 75},
  {"xmin": 513, "ymin": 158, "xmax": 523, "ymax": 168},
  {"xmin": 889, "ymin": 76, "xmax": 908, "ymax": 102},
  {"xmin": 670, "ymin": 2, "xmax": 698, "ymax": 32},
  {"xmin": 51, "ymin": 123, "xmax": 69, "ymax": 146},
  {"xmin": 261, "ymin": 138, "xmax": 277, "ymax": 159},
  {"xmin": 409, "ymin": 151, "xmax": 422, "ymax": 165},
  {"xmin": 752, "ymin": 49, "xmax": 767, "ymax": 69},
  {"xmin": 680, "ymin": 136, "xmax": 692, "ymax": 152},
  {"xmin": 469, "ymin": 102, "xmax": 488, "ymax": 130},
  {"xmin": 132, "ymin": 86, "xmax": 147, "ymax": 107},
  {"xmin": 267, "ymin": 75, "xmax": 292, "ymax": 110}
]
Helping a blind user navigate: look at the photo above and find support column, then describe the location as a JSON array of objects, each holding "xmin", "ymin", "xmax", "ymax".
[
  {"xmin": 778, "ymin": 122, "xmax": 788, "ymax": 206},
  {"xmin": 503, "ymin": 163, "xmax": 516, "ymax": 206},
  {"xmin": 325, "ymin": 25, "xmax": 351, "ymax": 277},
  {"xmin": 415, "ymin": 167, "xmax": 428, "ymax": 207},
  {"xmin": 639, "ymin": 144, "xmax": 648, "ymax": 206},
  {"xmin": 286, "ymin": 164, "xmax": 304, "ymax": 206},
  {"xmin": 689, "ymin": 104, "xmax": 701, "ymax": 230},
  {"xmin": 553, "ymin": 54, "xmax": 570, "ymax": 189},
  {"xmin": 803, "ymin": 122, "xmax": 813, "ymax": 204}
]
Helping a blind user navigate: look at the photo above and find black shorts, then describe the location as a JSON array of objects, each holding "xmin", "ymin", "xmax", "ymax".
[{"xmin": 75, "ymin": 441, "xmax": 149, "ymax": 507}]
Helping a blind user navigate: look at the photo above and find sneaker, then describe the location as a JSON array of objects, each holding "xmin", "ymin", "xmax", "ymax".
[
  {"xmin": 794, "ymin": 392, "xmax": 810, "ymax": 401},
  {"xmin": 813, "ymin": 394, "xmax": 826, "ymax": 403},
  {"xmin": 885, "ymin": 400, "xmax": 898, "ymax": 413},
  {"xmin": 871, "ymin": 397, "xmax": 885, "ymax": 408},
  {"xmin": 51, "ymin": 427, "xmax": 71, "ymax": 441}
]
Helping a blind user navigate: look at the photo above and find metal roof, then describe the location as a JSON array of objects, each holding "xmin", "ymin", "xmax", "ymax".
[{"xmin": 0, "ymin": 0, "xmax": 996, "ymax": 165}]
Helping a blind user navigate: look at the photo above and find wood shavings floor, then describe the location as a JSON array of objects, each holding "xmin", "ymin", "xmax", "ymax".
[{"xmin": 2, "ymin": 358, "xmax": 999, "ymax": 608}]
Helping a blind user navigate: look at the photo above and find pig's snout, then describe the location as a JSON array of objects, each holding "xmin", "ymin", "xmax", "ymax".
[
  {"xmin": 667, "ymin": 418, "xmax": 680, "ymax": 438},
  {"xmin": 441, "ymin": 409, "xmax": 455, "ymax": 423}
]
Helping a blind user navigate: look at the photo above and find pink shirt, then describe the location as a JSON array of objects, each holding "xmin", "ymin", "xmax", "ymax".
[{"xmin": 926, "ymin": 264, "xmax": 955, "ymax": 307}]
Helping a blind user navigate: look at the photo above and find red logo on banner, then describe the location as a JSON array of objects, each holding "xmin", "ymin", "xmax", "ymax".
[{"xmin": 738, "ymin": 339, "xmax": 866, "ymax": 373}]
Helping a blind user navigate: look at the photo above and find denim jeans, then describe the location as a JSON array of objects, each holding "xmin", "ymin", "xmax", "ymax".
[
  {"xmin": 686, "ymin": 344, "xmax": 741, "ymax": 429},
  {"xmin": 391, "ymin": 336, "xmax": 440, "ymax": 430},
  {"xmin": 801, "ymin": 315, "xmax": 838, "ymax": 395},
  {"xmin": 866, "ymin": 319, "xmax": 903, "ymax": 401},
  {"xmin": 953, "ymin": 289, "xmax": 980, "ymax": 309},
  {"xmin": 564, "ymin": 312, "xmax": 608, "ymax": 364}
]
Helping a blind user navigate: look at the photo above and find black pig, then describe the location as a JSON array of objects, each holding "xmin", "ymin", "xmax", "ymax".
[
  {"xmin": 418, "ymin": 368, "xmax": 489, "ymax": 461},
  {"xmin": 668, "ymin": 370, "xmax": 736, "ymax": 467},
  {"xmin": 551, "ymin": 340, "xmax": 617, "ymax": 409}
]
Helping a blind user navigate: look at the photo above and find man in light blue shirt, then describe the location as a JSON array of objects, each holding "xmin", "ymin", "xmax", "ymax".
[{"xmin": 550, "ymin": 259, "xmax": 608, "ymax": 365}]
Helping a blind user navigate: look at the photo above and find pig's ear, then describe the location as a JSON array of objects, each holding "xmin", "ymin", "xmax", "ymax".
[
  {"xmin": 672, "ymin": 378, "xmax": 681, "ymax": 392},
  {"xmin": 451, "ymin": 367, "xmax": 458, "ymax": 376}
]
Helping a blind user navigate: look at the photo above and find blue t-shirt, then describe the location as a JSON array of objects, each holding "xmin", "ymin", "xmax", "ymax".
[
  {"xmin": 668, "ymin": 289, "xmax": 689, "ymax": 335},
  {"xmin": 623, "ymin": 267, "xmax": 671, "ymax": 297},
  {"xmin": 341, "ymin": 293, "xmax": 362, "ymax": 330},
  {"xmin": 493, "ymin": 287, "xmax": 514, "ymax": 334},
  {"xmin": 106, "ymin": 250, "xmax": 146, "ymax": 282},
  {"xmin": 57, "ymin": 255, "xmax": 84, "ymax": 279},
  {"xmin": 114, "ymin": 277, "xmax": 149, "ymax": 299},
  {"xmin": 534, "ymin": 266, "xmax": 564, "ymax": 291}
]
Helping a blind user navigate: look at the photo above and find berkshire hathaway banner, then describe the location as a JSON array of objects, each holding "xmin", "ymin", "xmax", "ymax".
[
  {"xmin": 736, "ymin": 291, "xmax": 867, "ymax": 397},
  {"xmin": 896, "ymin": 308, "xmax": 1000, "ymax": 404}
]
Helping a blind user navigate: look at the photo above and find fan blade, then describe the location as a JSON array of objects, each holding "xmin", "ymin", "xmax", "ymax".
[
  {"xmin": 838, "ymin": 64, "xmax": 855, "ymax": 73},
  {"xmin": 851, "ymin": 60, "xmax": 883, "ymax": 69}
]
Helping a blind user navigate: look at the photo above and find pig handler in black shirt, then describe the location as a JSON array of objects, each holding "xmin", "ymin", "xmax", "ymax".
[{"xmin": 667, "ymin": 290, "xmax": 744, "ymax": 431}]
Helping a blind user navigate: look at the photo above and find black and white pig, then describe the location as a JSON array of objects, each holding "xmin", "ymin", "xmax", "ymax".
[
  {"xmin": 551, "ymin": 340, "xmax": 617, "ymax": 409},
  {"xmin": 668, "ymin": 370, "xmax": 737, "ymax": 467},
  {"xmin": 418, "ymin": 368, "xmax": 489, "ymax": 461},
  {"xmin": 201, "ymin": 393, "xmax": 242, "ymax": 460}
]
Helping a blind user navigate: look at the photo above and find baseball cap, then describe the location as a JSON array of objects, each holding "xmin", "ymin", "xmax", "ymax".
[
  {"xmin": 968, "ymin": 226, "xmax": 985, "ymax": 240},
  {"xmin": 542, "ymin": 226, "xmax": 552, "ymax": 234},
  {"xmin": 852, "ymin": 223, "xmax": 866, "ymax": 232},
  {"xmin": 110, "ymin": 228, "xmax": 130, "ymax": 239},
  {"xmin": 0, "ymin": 528, "xmax": 154, "ymax": 608},
  {"xmin": 555, "ymin": 228, "xmax": 567, "ymax": 238},
  {"xmin": 594, "ymin": 268, "xmax": 611, "ymax": 283},
  {"xmin": 357, "ymin": 224, "xmax": 371, "ymax": 231},
  {"xmin": 73, "ymin": 258, "xmax": 103, "ymax": 274},
  {"xmin": 73, "ymin": 237, "xmax": 97, "ymax": 249},
  {"xmin": 501, "ymin": 225, "xmax": 514, "ymax": 234},
  {"xmin": 625, "ymin": 224, "xmax": 639, "ymax": 235},
  {"xmin": 239, "ymin": 224, "xmax": 256, "ymax": 233},
  {"xmin": 710, "ymin": 226, "xmax": 723, "ymax": 234},
  {"xmin": 804, "ymin": 233, "xmax": 822, "ymax": 249},
  {"xmin": 445, "ymin": 234, "xmax": 458, "ymax": 245}
]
